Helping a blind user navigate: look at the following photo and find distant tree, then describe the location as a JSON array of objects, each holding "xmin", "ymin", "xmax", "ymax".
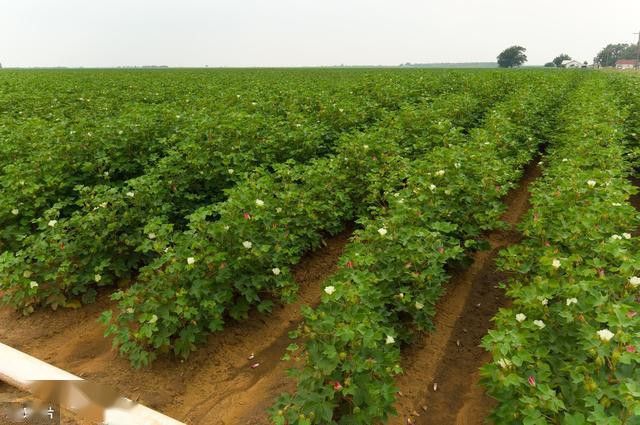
[
  {"xmin": 497, "ymin": 46, "xmax": 527, "ymax": 68},
  {"xmin": 594, "ymin": 43, "xmax": 638, "ymax": 67},
  {"xmin": 552, "ymin": 54, "xmax": 571, "ymax": 67},
  {"xmin": 544, "ymin": 62, "xmax": 556, "ymax": 67}
]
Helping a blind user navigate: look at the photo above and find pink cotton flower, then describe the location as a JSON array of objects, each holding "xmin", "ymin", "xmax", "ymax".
[{"xmin": 528, "ymin": 376, "xmax": 536, "ymax": 387}]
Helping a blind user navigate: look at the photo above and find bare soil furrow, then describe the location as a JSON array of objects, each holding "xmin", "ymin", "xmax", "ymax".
[{"xmin": 391, "ymin": 161, "xmax": 540, "ymax": 425}]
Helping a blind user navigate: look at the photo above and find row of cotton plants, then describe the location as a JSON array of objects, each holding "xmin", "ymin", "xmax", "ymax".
[
  {"xmin": 481, "ymin": 76, "xmax": 640, "ymax": 424},
  {"xmin": 95, "ymin": 77, "xmax": 526, "ymax": 368},
  {"xmin": 270, "ymin": 74, "xmax": 577, "ymax": 424}
]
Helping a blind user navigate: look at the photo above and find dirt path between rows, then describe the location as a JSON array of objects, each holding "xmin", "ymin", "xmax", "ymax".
[
  {"xmin": 391, "ymin": 161, "xmax": 540, "ymax": 425},
  {"xmin": 0, "ymin": 228, "xmax": 352, "ymax": 425}
]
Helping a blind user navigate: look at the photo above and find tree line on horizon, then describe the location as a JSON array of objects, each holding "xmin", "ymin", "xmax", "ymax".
[{"xmin": 496, "ymin": 42, "xmax": 640, "ymax": 68}]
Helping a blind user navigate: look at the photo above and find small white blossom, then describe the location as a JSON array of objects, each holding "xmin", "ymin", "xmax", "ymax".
[
  {"xmin": 587, "ymin": 180, "xmax": 596, "ymax": 187},
  {"xmin": 541, "ymin": 298, "xmax": 548, "ymax": 306},
  {"xmin": 94, "ymin": 274, "xmax": 102, "ymax": 282},
  {"xmin": 187, "ymin": 257, "xmax": 196, "ymax": 265},
  {"xmin": 552, "ymin": 259, "xmax": 561, "ymax": 269},
  {"xmin": 276, "ymin": 207, "xmax": 282, "ymax": 213},
  {"xmin": 385, "ymin": 335, "xmax": 395, "ymax": 345},
  {"xmin": 533, "ymin": 320, "xmax": 545, "ymax": 329},
  {"xmin": 497, "ymin": 358, "xmax": 512, "ymax": 369},
  {"xmin": 242, "ymin": 241, "xmax": 253, "ymax": 249},
  {"xmin": 611, "ymin": 234, "xmax": 622, "ymax": 240},
  {"xmin": 363, "ymin": 144, "xmax": 369, "ymax": 150},
  {"xmin": 454, "ymin": 162, "xmax": 461, "ymax": 169},
  {"xmin": 324, "ymin": 286, "xmax": 336, "ymax": 295},
  {"xmin": 566, "ymin": 298, "xmax": 578, "ymax": 306},
  {"xmin": 435, "ymin": 169, "xmax": 445, "ymax": 177},
  {"xmin": 255, "ymin": 199, "xmax": 265, "ymax": 207},
  {"xmin": 272, "ymin": 267, "xmax": 281, "ymax": 276},
  {"xmin": 398, "ymin": 292, "xmax": 404, "ymax": 299},
  {"xmin": 148, "ymin": 233, "xmax": 156, "ymax": 240},
  {"xmin": 623, "ymin": 233, "xmax": 632, "ymax": 240},
  {"xmin": 228, "ymin": 169, "xmax": 234, "ymax": 175},
  {"xmin": 11, "ymin": 209, "xmax": 19, "ymax": 215},
  {"xmin": 126, "ymin": 191, "xmax": 135, "ymax": 198},
  {"xmin": 429, "ymin": 184, "xmax": 437, "ymax": 191},
  {"xmin": 378, "ymin": 227, "xmax": 388, "ymax": 236},
  {"xmin": 126, "ymin": 307, "xmax": 134, "ymax": 314},
  {"xmin": 149, "ymin": 314, "xmax": 158, "ymax": 324},
  {"xmin": 516, "ymin": 313, "xmax": 526, "ymax": 323},
  {"xmin": 612, "ymin": 202, "xmax": 622, "ymax": 207},
  {"xmin": 629, "ymin": 276, "xmax": 640, "ymax": 287},
  {"xmin": 597, "ymin": 329, "xmax": 614, "ymax": 342},
  {"xmin": 562, "ymin": 158, "xmax": 568, "ymax": 162},
  {"xmin": 29, "ymin": 281, "xmax": 38, "ymax": 289},
  {"xmin": 99, "ymin": 202, "xmax": 107, "ymax": 208},
  {"xmin": 223, "ymin": 225, "xmax": 230, "ymax": 231},
  {"xmin": 48, "ymin": 220, "xmax": 57, "ymax": 227},
  {"xmin": 415, "ymin": 301, "xmax": 424, "ymax": 310}
]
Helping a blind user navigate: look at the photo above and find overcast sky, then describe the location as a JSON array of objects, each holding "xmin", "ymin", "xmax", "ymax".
[{"xmin": 2, "ymin": 0, "xmax": 639, "ymax": 67}]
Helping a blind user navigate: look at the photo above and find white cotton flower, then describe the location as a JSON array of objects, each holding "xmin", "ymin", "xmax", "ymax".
[
  {"xmin": 533, "ymin": 320, "xmax": 545, "ymax": 329},
  {"xmin": 363, "ymin": 144, "xmax": 369, "ymax": 150},
  {"xmin": 597, "ymin": 329, "xmax": 614, "ymax": 342},
  {"xmin": 429, "ymin": 184, "xmax": 437, "ymax": 191},
  {"xmin": 29, "ymin": 281, "xmax": 38, "ymax": 289},
  {"xmin": 99, "ymin": 202, "xmax": 107, "ymax": 208},
  {"xmin": 629, "ymin": 276, "xmax": 640, "ymax": 287},
  {"xmin": 378, "ymin": 227, "xmax": 388, "ymax": 236},
  {"xmin": 126, "ymin": 307, "xmax": 134, "ymax": 314},
  {"xmin": 385, "ymin": 335, "xmax": 395, "ymax": 345},
  {"xmin": 611, "ymin": 234, "xmax": 622, "ymax": 240},
  {"xmin": 566, "ymin": 298, "xmax": 578, "ymax": 306},
  {"xmin": 415, "ymin": 301, "xmax": 424, "ymax": 310},
  {"xmin": 242, "ymin": 241, "xmax": 253, "ymax": 249},
  {"xmin": 94, "ymin": 274, "xmax": 102, "ymax": 283},
  {"xmin": 623, "ymin": 233, "xmax": 632, "ymax": 240},
  {"xmin": 454, "ymin": 162, "xmax": 461, "ymax": 169},
  {"xmin": 541, "ymin": 298, "xmax": 548, "ymax": 306},
  {"xmin": 149, "ymin": 314, "xmax": 158, "ymax": 324},
  {"xmin": 497, "ymin": 358, "xmax": 512, "ymax": 369},
  {"xmin": 223, "ymin": 225, "xmax": 230, "ymax": 231},
  {"xmin": 398, "ymin": 292, "xmax": 404, "ymax": 299},
  {"xmin": 126, "ymin": 191, "xmax": 135, "ymax": 198},
  {"xmin": 11, "ymin": 209, "xmax": 19, "ymax": 215},
  {"xmin": 435, "ymin": 169, "xmax": 445, "ymax": 177},
  {"xmin": 516, "ymin": 313, "xmax": 526, "ymax": 323},
  {"xmin": 324, "ymin": 286, "xmax": 336, "ymax": 295},
  {"xmin": 339, "ymin": 108, "xmax": 344, "ymax": 113},
  {"xmin": 612, "ymin": 202, "xmax": 622, "ymax": 207},
  {"xmin": 272, "ymin": 267, "xmax": 281, "ymax": 276},
  {"xmin": 255, "ymin": 199, "xmax": 265, "ymax": 207},
  {"xmin": 48, "ymin": 220, "xmax": 57, "ymax": 227},
  {"xmin": 104, "ymin": 171, "xmax": 110, "ymax": 176},
  {"xmin": 587, "ymin": 180, "xmax": 596, "ymax": 187},
  {"xmin": 228, "ymin": 169, "xmax": 234, "ymax": 175},
  {"xmin": 187, "ymin": 257, "xmax": 196, "ymax": 265},
  {"xmin": 148, "ymin": 233, "xmax": 156, "ymax": 240},
  {"xmin": 552, "ymin": 259, "xmax": 561, "ymax": 269},
  {"xmin": 562, "ymin": 158, "xmax": 568, "ymax": 162},
  {"xmin": 276, "ymin": 207, "xmax": 282, "ymax": 213}
]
